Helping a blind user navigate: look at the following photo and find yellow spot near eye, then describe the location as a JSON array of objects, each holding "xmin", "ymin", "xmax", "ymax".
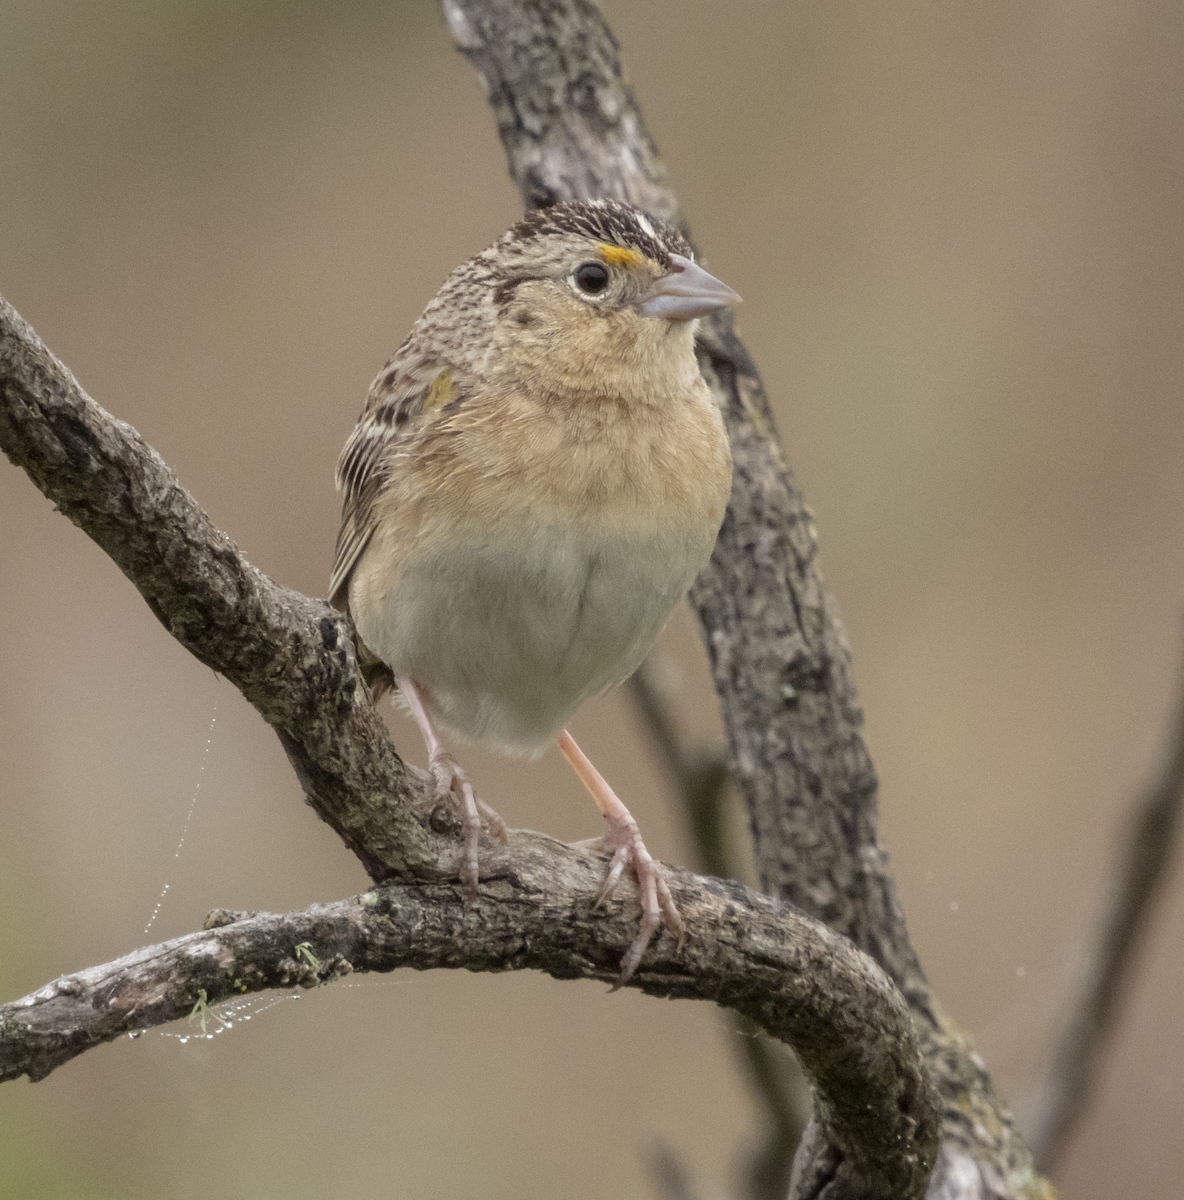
[
  {"xmin": 424, "ymin": 369, "xmax": 455, "ymax": 413},
  {"xmin": 597, "ymin": 243, "xmax": 646, "ymax": 270}
]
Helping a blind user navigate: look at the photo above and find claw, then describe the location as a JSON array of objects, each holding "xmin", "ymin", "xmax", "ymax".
[
  {"xmin": 594, "ymin": 845, "xmax": 631, "ymax": 908},
  {"xmin": 594, "ymin": 812, "xmax": 685, "ymax": 989},
  {"xmin": 428, "ymin": 750, "xmax": 484, "ymax": 898},
  {"xmin": 559, "ymin": 729, "xmax": 685, "ymax": 987},
  {"xmin": 476, "ymin": 797, "xmax": 508, "ymax": 844},
  {"xmin": 399, "ymin": 677, "xmax": 506, "ymax": 895}
]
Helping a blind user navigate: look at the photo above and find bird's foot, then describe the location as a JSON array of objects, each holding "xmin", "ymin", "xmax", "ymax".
[
  {"xmin": 576, "ymin": 812, "xmax": 684, "ymax": 989},
  {"xmin": 427, "ymin": 750, "xmax": 507, "ymax": 898}
]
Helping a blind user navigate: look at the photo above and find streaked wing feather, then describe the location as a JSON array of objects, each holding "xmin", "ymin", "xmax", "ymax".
[
  {"xmin": 329, "ymin": 481, "xmax": 381, "ymax": 608},
  {"xmin": 329, "ymin": 352, "xmax": 459, "ymax": 607}
]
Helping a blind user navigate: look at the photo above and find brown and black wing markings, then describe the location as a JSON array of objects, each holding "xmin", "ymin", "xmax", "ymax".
[{"xmin": 329, "ymin": 354, "xmax": 462, "ymax": 608}]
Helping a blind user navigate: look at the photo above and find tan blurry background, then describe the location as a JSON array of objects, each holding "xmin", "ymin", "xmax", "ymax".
[{"xmin": 2, "ymin": 1, "xmax": 1183, "ymax": 1196}]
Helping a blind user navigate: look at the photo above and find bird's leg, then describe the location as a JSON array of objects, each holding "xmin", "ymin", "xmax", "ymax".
[
  {"xmin": 558, "ymin": 728, "xmax": 684, "ymax": 988},
  {"xmin": 396, "ymin": 677, "xmax": 507, "ymax": 896}
]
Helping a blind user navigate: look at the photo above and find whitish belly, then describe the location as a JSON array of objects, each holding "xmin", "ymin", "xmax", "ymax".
[{"xmin": 351, "ymin": 520, "xmax": 713, "ymax": 753}]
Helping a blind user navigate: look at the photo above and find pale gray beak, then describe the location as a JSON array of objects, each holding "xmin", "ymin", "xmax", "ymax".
[{"xmin": 634, "ymin": 253, "xmax": 741, "ymax": 321}]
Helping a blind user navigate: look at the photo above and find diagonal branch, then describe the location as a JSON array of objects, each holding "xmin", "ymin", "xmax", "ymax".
[
  {"xmin": 1033, "ymin": 633, "xmax": 1184, "ymax": 1171},
  {"xmin": 0, "ymin": 293, "xmax": 436, "ymax": 885}
]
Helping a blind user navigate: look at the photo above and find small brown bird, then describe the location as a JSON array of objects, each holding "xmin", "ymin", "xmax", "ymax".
[{"xmin": 331, "ymin": 199, "xmax": 737, "ymax": 984}]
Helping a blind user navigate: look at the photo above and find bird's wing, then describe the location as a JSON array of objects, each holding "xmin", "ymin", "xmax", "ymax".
[{"xmin": 329, "ymin": 348, "xmax": 462, "ymax": 608}]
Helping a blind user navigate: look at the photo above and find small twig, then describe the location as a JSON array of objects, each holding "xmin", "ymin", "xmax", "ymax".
[{"xmin": 1033, "ymin": 636, "xmax": 1184, "ymax": 1172}]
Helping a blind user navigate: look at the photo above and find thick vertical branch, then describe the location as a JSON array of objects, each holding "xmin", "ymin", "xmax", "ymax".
[
  {"xmin": 689, "ymin": 323, "xmax": 923, "ymax": 992},
  {"xmin": 443, "ymin": 3, "xmax": 1045, "ymax": 1198}
]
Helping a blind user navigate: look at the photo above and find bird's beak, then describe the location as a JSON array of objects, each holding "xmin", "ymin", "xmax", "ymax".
[{"xmin": 634, "ymin": 253, "xmax": 741, "ymax": 321}]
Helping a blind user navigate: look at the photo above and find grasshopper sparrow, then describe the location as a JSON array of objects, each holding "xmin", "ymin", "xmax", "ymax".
[{"xmin": 332, "ymin": 199, "xmax": 738, "ymax": 984}]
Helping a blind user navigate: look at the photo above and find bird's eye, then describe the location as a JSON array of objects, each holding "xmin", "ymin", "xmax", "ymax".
[{"xmin": 573, "ymin": 262, "xmax": 610, "ymax": 295}]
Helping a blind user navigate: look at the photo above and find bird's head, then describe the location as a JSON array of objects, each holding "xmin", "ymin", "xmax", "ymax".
[{"xmin": 477, "ymin": 199, "xmax": 740, "ymax": 404}]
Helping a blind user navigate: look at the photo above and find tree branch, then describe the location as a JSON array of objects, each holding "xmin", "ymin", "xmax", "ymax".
[{"xmin": 2, "ymin": 834, "xmax": 938, "ymax": 1200}]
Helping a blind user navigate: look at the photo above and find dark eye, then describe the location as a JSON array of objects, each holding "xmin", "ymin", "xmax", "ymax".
[{"xmin": 574, "ymin": 262, "xmax": 610, "ymax": 294}]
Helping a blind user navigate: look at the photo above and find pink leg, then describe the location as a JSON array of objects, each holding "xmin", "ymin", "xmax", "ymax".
[
  {"xmin": 397, "ymin": 677, "xmax": 507, "ymax": 896},
  {"xmin": 558, "ymin": 729, "xmax": 684, "ymax": 988}
]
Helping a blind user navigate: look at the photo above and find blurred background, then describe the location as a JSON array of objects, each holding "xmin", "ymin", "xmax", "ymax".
[{"xmin": 2, "ymin": 1, "xmax": 1182, "ymax": 1196}]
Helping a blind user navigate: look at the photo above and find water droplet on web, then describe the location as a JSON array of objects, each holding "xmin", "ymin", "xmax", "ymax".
[{"xmin": 143, "ymin": 705, "xmax": 218, "ymax": 935}]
